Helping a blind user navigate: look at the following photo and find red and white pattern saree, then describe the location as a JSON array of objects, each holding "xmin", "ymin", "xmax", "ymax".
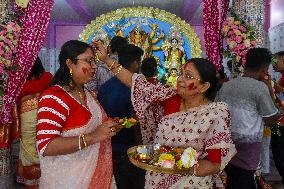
[
  {"xmin": 36, "ymin": 86, "xmax": 116, "ymax": 189},
  {"xmin": 131, "ymin": 74, "xmax": 236, "ymax": 189}
]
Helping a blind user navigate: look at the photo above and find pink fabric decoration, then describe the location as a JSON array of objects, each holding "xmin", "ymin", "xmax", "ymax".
[
  {"xmin": 0, "ymin": 0, "xmax": 54, "ymax": 124},
  {"xmin": 203, "ymin": 0, "xmax": 229, "ymax": 70}
]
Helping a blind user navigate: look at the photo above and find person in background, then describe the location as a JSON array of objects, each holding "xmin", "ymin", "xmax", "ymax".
[
  {"xmin": 216, "ymin": 48, "xmax": 280, "ymax": 189},
  {"xmin": 36, "ymin": 40, "xmax": 120, "ymax": 189},
  {"xmin": 94, "ymin": 41, "xmax": 236, "ymax": 189},
  {"xmin": 16, "ymin": 57, "xmax": 52, "ymax": 188},
  {"xmin": 138, "ymin": 57, "xmax": 163, "ymax": 145},
  {"xmin": 140, "ymin": 57, "xmax": 159, "ymax": 84},
  {"xmin": 271, "ymin": 51, "xmax": 284, "ymax": 186},
  {"xmin": 98, "ymin": 44, "xmax": 145, "ymax": 189},
  {"xmin": 217, "ymin": 65, "xmax": 229, "ymax": 83},
  {"xmin": 87, "ymin": 36, "xmax": 128, "ymax": 93}
]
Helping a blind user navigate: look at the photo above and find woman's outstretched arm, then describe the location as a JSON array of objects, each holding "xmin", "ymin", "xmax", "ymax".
[{"xmin": 93, "ymin": 41, "xmax": 133, "ymax": 88}]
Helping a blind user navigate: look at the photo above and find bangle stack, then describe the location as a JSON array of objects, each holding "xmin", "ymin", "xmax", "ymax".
[
  {"xmin": 114, "ymin": 65, "xmax": 123, "ymax": 76},
  {"xmin": 78, "ymin": 134, "xmax": 88, "ymax": 150},
  {"xmin": 108, "ymin": 61, "xmax": 116, "ymax": 71}
]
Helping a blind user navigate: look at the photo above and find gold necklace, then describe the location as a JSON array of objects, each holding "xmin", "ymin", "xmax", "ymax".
[
  {"xmin": 182, "ymin": 98, "xmax": 210, "ymax": 111},
  {"xmin": 76, "ymin": 90, "xmax": 86, "ymax": 103}
]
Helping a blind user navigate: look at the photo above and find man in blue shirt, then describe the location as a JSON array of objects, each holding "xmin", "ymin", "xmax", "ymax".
[{"xmin": 98, "ymin": 44, "xmax": 145, "ymax": 189}]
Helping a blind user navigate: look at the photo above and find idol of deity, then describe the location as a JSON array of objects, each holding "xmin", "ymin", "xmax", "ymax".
[
  {"xmin": 115, "ymin": 24, "xmax": 124, "ymax": 37},
  {"xmin": 162, "ymin": 38, "xmax": 185, "ymax": 71},
  {"xmin": 128, "ymin": 26, "xmax": 147, "ymax": 49},
  {"xmin": 162, "ymin": 26, "xmax": 186, "ymax": 71},
  {"xmin": 144, "ymin": 23, "xmax": 164, "ymax": 58},
  {"xmin": 166, "ymin": 68, "xmax": 178, "ymax": 89}
]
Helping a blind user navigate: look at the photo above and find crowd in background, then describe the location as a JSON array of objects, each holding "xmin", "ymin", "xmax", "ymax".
[{"xmin": 10, "ymin": 36, "xmax": 284, "ymax": 189}]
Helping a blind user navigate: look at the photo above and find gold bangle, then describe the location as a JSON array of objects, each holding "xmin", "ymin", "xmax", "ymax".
[
  {"xmin": 108, "ymin": 61, "xmax": 116, "ymax": 71},
  {"xmin": 114, "ymin": 65, "xmax": 123, "ymax": 76},
  {"xmin": 78, "ymin": 134, "xmax": 82, "ymax": 151},
  {"xmin": 112, "ymin": 64, "xmax": 121, "ymax": 70},
  {"xmin": 81, "ymin": 134, "xmax": 87, "ymax": 149}
]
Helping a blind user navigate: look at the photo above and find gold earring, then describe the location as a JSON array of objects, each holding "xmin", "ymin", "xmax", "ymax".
[{"xmin": 70, "ymin": 69, "xmax": 73, "ymax": 77}]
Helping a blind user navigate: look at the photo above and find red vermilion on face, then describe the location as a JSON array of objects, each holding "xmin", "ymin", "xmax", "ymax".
[
  {"xmin": 184, "ymin": 62, "xmax": 191, "ymax": 70},
  {"xmin": 82, "ymin": 67, "xmax": 88, "ymax": 74},
  {"xmin": 187, "ymin": 82, "xmax": 197, "ymax": 91}
]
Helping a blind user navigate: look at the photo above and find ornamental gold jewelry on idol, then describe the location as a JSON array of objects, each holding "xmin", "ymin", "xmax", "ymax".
[{"xmin": 110, "ymin": 127, "xmax": 115, "ymax": 132}]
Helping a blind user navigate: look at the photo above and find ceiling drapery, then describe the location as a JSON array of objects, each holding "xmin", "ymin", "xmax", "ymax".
[{"xmin": 65, "ymin": 0, "xmax": 92, "ymax": 22}]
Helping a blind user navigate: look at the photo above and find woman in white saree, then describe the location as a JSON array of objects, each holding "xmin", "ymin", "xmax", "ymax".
[
  {"xmin": 94, "ymin": 41, "xmax": 236, "ymax": 189},
  {"xmin": 36, "ymin": 40, "xmax": 119, "ymax": 189}
]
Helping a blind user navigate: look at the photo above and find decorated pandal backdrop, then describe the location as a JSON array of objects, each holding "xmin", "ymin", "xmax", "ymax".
[{"xmin": 79, "ymin": 7, "xmax": 202, "ymax": 82}]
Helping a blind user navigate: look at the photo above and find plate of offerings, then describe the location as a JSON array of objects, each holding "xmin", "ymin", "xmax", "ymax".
[{"xmin": 127, "ymin": 144, "xmax": 198, "ymax": 174}]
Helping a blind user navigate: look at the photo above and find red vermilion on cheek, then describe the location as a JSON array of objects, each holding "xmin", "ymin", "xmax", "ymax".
[
  {"xmin": 82, "ymin": 67, "xmax": 88, "ymax": 74},
  {"xmin": 187, "ymin": 83, "xmax": 195, "ymax": 91}
]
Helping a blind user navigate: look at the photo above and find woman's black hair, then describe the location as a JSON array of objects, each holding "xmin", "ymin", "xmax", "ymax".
[
  {"xmin": 188, "ymin": 58, "xmax": 218, "ymax": 101},
  {"xmin": 27, "ymin": 57, "xmax": 45, "ymax": 80},
  {"xmin": 141, "ymin": 57, "xmax": 157, "ymax": 77},
  {"xmin": 169, "ymin": 67, "xmax": 178, "ymax": 73},
  {"xmin": 218, "ymin": 65, "xmax": 226, "ymax": 79},
  {"xmin": 51, "ymin": 40, "xmax": 90, "ymax": 86}
]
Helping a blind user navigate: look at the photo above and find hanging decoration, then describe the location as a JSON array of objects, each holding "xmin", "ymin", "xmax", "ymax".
[
  {"xmin": 222, "ymin": 11, "xmax": 257, "ymax": 76},
  {"xmin": 203, "ymin": 0, "xmax": 229, "ymax": 70},
  {"xmin": 1, "ymin": 0, "xmax": 54, "ymax": 124},
  {"xmin": 0, "ymin": 0, "xmax": 10, "ymax": 22},
  {"xmin": 232, "ymin": 0, "xmax": 265, "ymax": 47},
  {"xmin": 79, "ymin": 7, "xmax": 202, "ymax": 84},
  {"xmin": 0, "ymin": 3, "xmax": 21, "ymax": 108},
  {"xmin": 269, "ymin": 23, "xmax": 284, "ymax": 54}
]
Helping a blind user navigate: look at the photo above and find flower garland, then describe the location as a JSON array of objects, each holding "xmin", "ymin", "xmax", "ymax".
[
  {"xmin": 222, "ymin": 11, "xmax": 257, "ymax": 75},
  {"xmin": 203, "ymin": 0, "xmax": 229, "ymax": 70},
  {"xmin": 0, "ymin": 7, "xmax": 21, "ymax": 103}
]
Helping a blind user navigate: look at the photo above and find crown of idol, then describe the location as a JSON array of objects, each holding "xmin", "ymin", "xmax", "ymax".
[{"xmin": 167, "ymin": 26, "xmax": 184, "ymax": 45}]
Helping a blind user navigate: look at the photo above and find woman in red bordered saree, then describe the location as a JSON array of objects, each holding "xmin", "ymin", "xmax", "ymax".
[
  {"xmin": 36, "ymin": 40, "xmax": 119, "ymax": 189},
  {"xmin": 94, "ymin": 41, "xmax": 236, "ymax": 189},
  {"xmin": 17, "ymin": 57, "xmax": 52, "ymax": 188}
]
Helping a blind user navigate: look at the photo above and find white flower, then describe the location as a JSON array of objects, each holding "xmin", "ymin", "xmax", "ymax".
[{"xmin": 181, "ymin": 147, "xmax": 197, "ymax": 168}]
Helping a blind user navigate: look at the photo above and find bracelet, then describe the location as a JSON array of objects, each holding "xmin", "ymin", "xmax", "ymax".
[
  {"xmin": 81, "ymin": 134, "xmax": 88, "ymax": 149},
  {"xmin": 78, "ymin": 134, "xmax": 82, "ymax": 151},
  {"xmin": 114, "ymin": 65, "xmax": 123, "ymax": 76},
  {"xmin": 112, "ymin": 64, "xmax": 121, "ymax": 70},
  {"xmin": 108, "ymin": 61, "xmax": 116, "ymax": 71}
]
